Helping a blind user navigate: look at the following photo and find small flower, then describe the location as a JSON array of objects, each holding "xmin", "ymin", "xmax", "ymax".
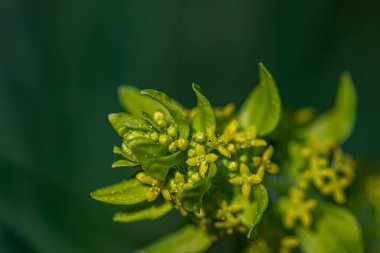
[
  {"xmin": 281, "ymin": 188, "xmax": 317, "ymax": 229},
  {"xmin": 169, "ymin": 171, "xmax": 194, "ymax": 194},
  {"xmin": 136, "ymin": 172, "xmax": 171, "ymax": 201},
  {"xmin": 302, "ymin": 156, "xmax": 335, "ymax": 189},
  {"xmin": 214, "ymin": 201, "xmax": 242, "ymax": 234},
  {"xmin": 207, "ymin": 120, "xmax": 238, "ymax": 158},
  {"xmin": 280, "ymin": 236, "xmax": 300, "ymax": 253},
  {"xmin": 186, "ymin": 144, "xmax": 218, "ymax": 177},
  {"xmin": 319, "ymin": 171, "xmax": 350, "ymax": 204},
  {"xmin": 252, "ymin": 145, "xmax": 279, "ymax": 177},
  {"xmin": 234, "ymin": 125, "xmax": 267, "ymax": 149},
  {"xmin": 176, "ymin": 138, "xmax": 189, "ymax": 151},
  {"xmin": 214, "ymin": 103, "xmax": 236, "ymax": 119},
  {"xmin": 332, "ymin": 147, "xmax": 355, "ymax": 182},
  {"xmin": 229, "ymin": 163, "xmax": 262, "ymax": 197}
]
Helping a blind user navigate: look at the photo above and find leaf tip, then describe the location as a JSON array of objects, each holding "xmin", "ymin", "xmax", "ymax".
[{"xmin": 192, "ymin": 83, "xmax": 201, "ymax": 92}]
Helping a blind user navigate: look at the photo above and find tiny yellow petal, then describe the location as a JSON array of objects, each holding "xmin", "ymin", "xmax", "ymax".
[
  {"xmin": 224, "ymin": 119, "xmax": 239, "ymax": 134},
  {"xmin": 268, "ymin": 163, "xmax": 280, "ymax": 174},
  {"xmin": 263, "ymin": 146, "xmax": 274, "ymax": 161},
  {"xmin": 186, "ymin": 157, "xmax": 199, "ymax": 167},
  {"xmin": 161, "ymin": 189, "xmax": 172, "ymax": 200},
  {"xmin": 147, "ymin": 190, "xmax": 158, "ymax": 202},
  {"xmin": 229, "ymin": 176, "xmax": 244, "ymax": 185},
  {"xmin": 183, "ymin": 183, "xmax": 194, "ymax": 190},
  {"xmin": 136, "ymin": 172, "xmax": 155, "ymax": 185},
  {"xmin": 205, "ymin": 153, "xmax": 219, "ymax": 163},
  {"xmin": 239, "ymin": 163, "xmax": 250, "ymax": 176},
  {"xmin": 300, "ymin": 212, "xmax": 312, "ymax": 227},
  {"xmin": 218, "ymin": 146, "xmax": 231, "ymax": 158},
  {"xmin": 248, "ymin": 174, "xmax": 262, "ymax": 184},
  {"xmin": 251, "ymin": 139, "xmax": 267, "ymax": 147},
  {"xmin": 175, "ymin": 172, "xmax": 185, "ymax": 184},
  {"xmin": 195, "ymin": 144, "xmax": 206, "ymax": 156},
  {"xmin": 242, "ymin": 184, "xmax": 251, "ymax": 197},
  {"xmin": 246, "ymin": 126, "xmax": 257, "ymax": 139},
  {"xmin": 199, "ymin": 161, "xmax": 209, "ymax": 177},
  {"xmin": 257, "ymin": 165, "xmax": 266, "ymax": 178}
]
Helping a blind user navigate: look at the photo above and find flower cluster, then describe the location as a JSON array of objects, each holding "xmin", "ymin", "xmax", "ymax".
[
  {"xmin": 93, "ymin": 76, "xmax": 280, "ymax": 240},
  {"xmin": 91, "ymin": 65, "xmax": 360, "ymax": 253}
]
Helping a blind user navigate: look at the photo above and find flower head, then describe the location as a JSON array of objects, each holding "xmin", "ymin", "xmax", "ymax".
[{"xmin": 186, "ymin": 144, "xmax": 218, "ymax": 177}]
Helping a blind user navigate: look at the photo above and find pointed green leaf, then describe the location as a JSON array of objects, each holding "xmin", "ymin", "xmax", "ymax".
[
  {"xmin": 108, "ymin": 113, "xmax": 153, "ymax": 136},
  {"xmin": 111, "ymin": 159, "xmax": 138, "ymax": 168},
  {"xmin": 138, "ymin": 225, "xmax": 214, "ymax": 253},
  {"xmin": 91, "ymin": 178, "xmax": 149, "ymax": 205},
  {"xmin": 297, "ymin": 203, "xmax": 363, "ymax": 253},
  {"xmin": 303, "ymin": 73, "xmax": 357, "ymax": 145},
  {"xmin": 238, "ymin": 63, "xmax": 282, "ymax": 136},
  {"xmin": 232, "ymin": 184, "xmax": 268, "ymax": 240},
  {"xmin": 141, "ymin": 89, "xmax": 190, "ymax": 139},
  {"xmin": 113, "ymin": 146, "xmax": 136, "ymax": 162},
  {"xmin": 128, "ymin": 138, "xmax": 186, "ymax": 180},
  {"xmin": 113, "ymin": 200, "xmax": 172, "ymax": 223},
  {"xmin": 179, "ymin": 163, "xmax": 217, "ymax": 212},
  {"xmin": 191, "ymin": 84, "xmax": 216, "ymax": 134},
  {"xmin": 118, "ymin": 86, "xmax": 169, "ymax": 117}
]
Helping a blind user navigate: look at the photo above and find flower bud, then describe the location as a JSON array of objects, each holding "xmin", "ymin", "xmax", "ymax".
[
  {"xmin": 195, "ymin": 132, "xmax": 205, "ymax": 143},
  {"xmin": 150, "ymin": 132, "xmax": 159, "ymax": 141},
  {"xmin": 153, "ymin": 110, "xmax": 165, "ymax": 122},
  {"xmin": 168, "ymin": 142, "xmax": 177, "ymax": 153},
  {"xmin": 159, "ymin": 134, "xmax": 170, "ymax": 145},
  {"xmin": 176, "ymin": 138, "xmax": 189, "ymax": 151},
  {"xmin": 228, "ymin": 161, "xmax": 238, "ymax": 171},
  {"xmin": 187, "ymin": 148, "xmax": 196, "ymax": 158},
  {"xmin": 167, "ymin": 125, "xmax": 177, "ymax": 138},
  {"xmin": 239, "ymin": 155, "xmax": 248, "ymax": 163}
]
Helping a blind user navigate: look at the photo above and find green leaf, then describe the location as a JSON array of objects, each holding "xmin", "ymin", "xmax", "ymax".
[
  {"xmin": 191, "ymin": 84, "xmax": 216, "ymax": 134},
  {"xmin": 113, "ymin": 200, "xmax": 172, "ymax": 223},
  {"xmin": 111, "ymin": 159, "xmax": 138, "ymax": 168},
  {"xmin": 113, "ymin": 146, "xmax": 136, "ymax": 162},
  {"xmin": 128, "ymin": 138, "xmax": 186, "ymax": 180},
  {"xmin": 91, "ymin": 178, "xmax": 149, "ymax": 205},
  {"xmin": 232, "ymin": 184, "xmax": 269, "ymax": 240},
  {"xmin": 118, "ymin": 86, "xmax": 169, "ymax": 117},
  {"xmin": 138, "ymin": 225, "xmax": 214, "ymax": 253},
  {"xmin": 297, "ymin": 203, "xmax": 363, "ymax": 253},
  {"xmin": 179, "ymin": 163, "xmax": 217, "ymax": 212},
  {"xmin": 238, "ymin": 63, "xmax": 282, "ymax": 136},
  {"xmin": 141, "ymin": 89, "xmax": 190, "ymax": 139},
  {"xmin": 303, "ymin": 73, "xmax": 357, "ymax": 145},
  {"xmin": 108, "ymin": 113, "xmax": 153, "ymax": 136}
]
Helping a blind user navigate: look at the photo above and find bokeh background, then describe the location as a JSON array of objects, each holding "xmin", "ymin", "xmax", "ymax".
[{"xmin": 1, "ymin": 0, "xmax": 379, "ymax": 252}]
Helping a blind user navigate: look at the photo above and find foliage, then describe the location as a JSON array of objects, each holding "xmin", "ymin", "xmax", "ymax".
[{"xmin": 91, "ymin": 63, "xmax": 362, "ymax": 252}]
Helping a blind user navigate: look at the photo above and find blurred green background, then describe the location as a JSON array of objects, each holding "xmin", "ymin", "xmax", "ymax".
[{"xmin": 1, "ymin": 0, "xmax": 379, "ymax": 252}]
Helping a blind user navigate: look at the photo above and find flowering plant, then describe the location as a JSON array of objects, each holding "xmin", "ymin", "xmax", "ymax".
[{"xmin": 91, "ymin": 63, "xmax": 362, "ymax": 253}]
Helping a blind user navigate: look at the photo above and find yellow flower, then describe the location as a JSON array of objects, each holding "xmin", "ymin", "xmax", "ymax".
[
  {"xmin": 207, "ymin": 119, "xmax": 239, "ymax": 158},
  {"xmin": 214, "ymin": 201, "xmax": 242, "ymax": 234},
  {"xmin": 332, "ymin": 147, "xmax": 355, "ymax": 182},
  {"xmin": 186, "ymin": 144, "xmax": 218, "ymax": 177},
  {"xmin": 252, "ymin": 145, "xmax": 279, "ymax": 177},
  {"xmin": 319, "ymin": 171, "xmax": 350, "ymax": 204},
  {"xmin": 280, "ymin": 236, "xmax": 300, "ymax": 253},
  {"xmin": 229, "ymin": 163, "xmax": 262, "ymax": 197},
  {"xmin": 169, "ymin": 171, "xmax": 194, "ymax": 194},
  {"xmin": 302, "ymin": 156, "xmax": 335, "ymax": 189},
  {"xmin": 282, "ymin": 188, "xmax": 317, "ymax": 229},
  {"xmin": 234, "ymin": 125, "xmax": 267, "ymax": 149},
  {"xmin": 214, "ymin": 103, "xmax": 236, "ymax": 119},
  {"xmin": 136, "ymin": 172, "xmax": 171, "ymax": 201}
]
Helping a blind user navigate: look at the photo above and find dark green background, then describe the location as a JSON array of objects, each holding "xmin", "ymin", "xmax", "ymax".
[{"xmin": 1, "ymin": 0, "xmax": 379, "ymax": 252}]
